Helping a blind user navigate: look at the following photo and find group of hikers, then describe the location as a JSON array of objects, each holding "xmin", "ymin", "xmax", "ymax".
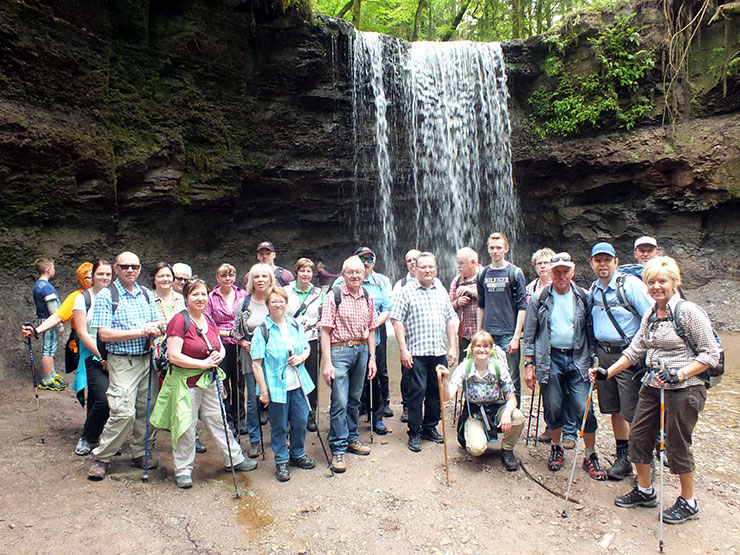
[{"xmin": 22, "ymin": 234, "xmax": 720, "ymax": 527}]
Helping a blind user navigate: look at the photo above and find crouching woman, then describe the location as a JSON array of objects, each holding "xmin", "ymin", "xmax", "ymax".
[
  {"xmin": 150, "ymin": 278, "xmax": 256, "ymax": 489},
  {"xmin": 438, "ymin": 330, "xmax": 524, "ymax": 471}
]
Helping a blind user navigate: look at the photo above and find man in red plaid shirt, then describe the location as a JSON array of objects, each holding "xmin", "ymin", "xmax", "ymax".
[
  {"xmin": 449, "ymin": 247, "xmax": 481, "ymax": 355},
  {"xmin": 319, "ymin": 256, "xmax": 378, "ymax": 473}
]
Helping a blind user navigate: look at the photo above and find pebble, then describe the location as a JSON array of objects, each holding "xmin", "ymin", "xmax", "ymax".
[{"xmin": 598, "ymin": 533, "xmax": 613, "ymax": 548}]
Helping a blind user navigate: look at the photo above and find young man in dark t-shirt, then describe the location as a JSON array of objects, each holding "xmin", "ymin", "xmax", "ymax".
[{"xmin": 476, "ymin": 232, "xmax": 527, "ymax": 408}]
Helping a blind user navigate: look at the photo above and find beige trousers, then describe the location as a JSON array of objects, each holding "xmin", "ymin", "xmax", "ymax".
[{"xmin": 464, "ymin": 406, "xmax": 525, "ymax": 456}]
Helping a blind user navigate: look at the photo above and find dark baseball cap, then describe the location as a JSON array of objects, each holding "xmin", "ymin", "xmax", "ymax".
[
  {"xmin": 353, "ymin": 246, "xmax": 376, "ymax": 258},
  {"xmin": 256, "ymin": 242, "xmax": 275, "ymax": 253}
]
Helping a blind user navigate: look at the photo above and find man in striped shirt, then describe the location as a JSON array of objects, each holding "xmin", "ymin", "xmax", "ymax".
[
  {"xmin": 319, "ymin": 256, "xmax": 378, "ymax": 473},
  {"xmin": 392, "ymin": 252, "xmax": 458, "ymax": 453}
]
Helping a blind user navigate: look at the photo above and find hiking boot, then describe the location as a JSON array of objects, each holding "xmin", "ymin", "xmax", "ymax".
[
  {"xmin": 501, "ymin": 449, "xmax": 519, "ymax": 472},
  {"xmin": 607, "ymin": 446, "xmax": 633, "ymax": 480},
  {"xmin": 548, "ymin": 444, "xmax": 564, "ymax": 471},
  {"xmin": 561, "ymin": 437, "xmax": 576, "ymax": 450},
  {"xmin": 420, "ymin": 428, "xmax": 444, "ymax": 444},
  {"xmin": 615, "ymin": 485, "xmax": 658, "ymax": 508},
  {"xmin": 408, "ymin": 434, "xmax": 422, "ymax": 452},
  {"xmin": 583, "ymin": 452, "xmax": 607, "ymax": 480},
  {"xmin": 276, "ymin": 462, "xmax": 291, "ymax": 482},
  {"xmin": 307, "ymin": 411, "xmax": 317, "ymax": 432},
  {"xmin": 382, "ymin": 403, "xmax": 394, "ymax": 418},
  {"xmin": 175, "ymin": 475, "xmax": 193, "ymax": 489},
  {"xmin": 195, "ymin": 439, "xmax": 207, "ymax": 454},
  {"xmin": 347, "ymin": 440, "xmax": 370, "ymax": 456},
  {"xmin": 248, "ymin": 442, "xmax": 261, "ymax": 458},
  {"xmin": 75, "ymin": 437, "xmax": 92, "ymax": 456},
  {"xmin": 39, "ymin": 379, "xmax": 66, "ymax": 391},
  {"xmin": 537, "ymin": 428, "xmax": 551, "ymax": 443},
  {"xmin": 373, "ymin": 420, "xmax": 388, "ymax": 435},
  {"xmin": 401, "ymin": 407, "xmax": 409, "ymax": 423},
  {"xmin": 289, "ymin": 455, "xmax": 316, "ymax": 469},
  {"xmin": 51, "ymin": 374, "xmax": 68, "ymax": 387},
  {"xmin": 229, "ymin": 459, "xmax": 257, "ymax": 472},
  {"xmin": 331, "ymin": 453, "xmax": 346, "ymax": 473},
  {"xmin": 88, "ymin": 460, "xmax": 107, "ymax": 481},
  {"xmin": 131, "ymin": 456, "xmax": 159, "ymax": 470},
  {"xmin": 662, "ymin": 496, "xmax": 700, "ymax": 524}
]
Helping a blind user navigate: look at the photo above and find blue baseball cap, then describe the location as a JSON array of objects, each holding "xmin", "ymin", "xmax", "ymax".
[{"xmin": 591, "ymin": 242, "xmax": 616, "ymax": 257}]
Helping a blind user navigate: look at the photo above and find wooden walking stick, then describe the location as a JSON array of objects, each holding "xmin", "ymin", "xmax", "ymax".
[{"xmin": 436, "ymin": 365, "xmax": 451, "ymax": 486}]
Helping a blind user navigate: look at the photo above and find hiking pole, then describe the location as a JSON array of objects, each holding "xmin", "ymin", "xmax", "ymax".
[
  {"xmin": 436, "ymin": 366, "xmax": 451, "ymax": 486},
  {"xmin": 562, "ymin": 355, "xmax": 598, "ymax": 518},
  {"xmin": 534, "ymin": 389, "xmax": 542, "ymax": 443},
  {"xmin": 142, "ymin": 345, "xmax": 155, "ymax": 483},
  {"xmin": 452, "ymin": 390, "xmax": 459, "ymax": 426},
  {"xmin": 301, "ymin": 386, "xmax": 334, "ymax": 477},
  {"xmin": 235, "ymin": 347, "xmax": 241, "ymax": 443},
  {"xmin": 199, "ymin": 328, "xmax": 240, "ymax": 498},
  {"xmin": 525, "ymin": 385, "xmax": 535, "ymax": 446},
  {"xmin": 368, "ymin": 373, "xmax": 375, "ymax": 445},
  {"xmin": 658, "ymin": 358, "xmax": 666, "ymax": 552},
  {"xmin": 24, "ymin": 325, "xmax": 45, "ymax": 444}
]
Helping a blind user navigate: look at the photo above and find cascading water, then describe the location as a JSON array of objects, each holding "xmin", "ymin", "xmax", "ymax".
[{"xmin": 351, "ymin": 32, "xmax": 518, "ymax": 281}]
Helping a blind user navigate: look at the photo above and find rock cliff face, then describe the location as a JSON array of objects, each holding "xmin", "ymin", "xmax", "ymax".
[{"xmin": 1, "ymin": 1, "xmax": 739, "ymax": 371}]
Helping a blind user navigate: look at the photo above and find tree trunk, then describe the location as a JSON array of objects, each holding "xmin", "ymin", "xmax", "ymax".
[
  {"xmin": 336, "ymin": 0, "xmax": 352, "ymax": 19},
  {"xmin": 412, "ymin": 0, "xmax": 425, "ymax": 41},
  {"xmin": 352, "ymin": 0, "xmax": 362, "ymax": 29}
]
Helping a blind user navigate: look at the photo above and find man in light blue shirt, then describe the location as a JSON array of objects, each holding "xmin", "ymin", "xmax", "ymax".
[{"xmin": 589, "ymin": 241, "xmax": 653, "ymax": 480}]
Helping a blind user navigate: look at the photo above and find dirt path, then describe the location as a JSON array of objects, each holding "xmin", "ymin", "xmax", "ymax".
[{"xmin": 2, "ymin": 344, "xmax": 739, "ymax": 555}]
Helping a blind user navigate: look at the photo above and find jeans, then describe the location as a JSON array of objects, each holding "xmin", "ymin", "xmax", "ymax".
[
  {"xmin": 541, "ymin": 349, "xmax": 597, "ymax": 434},
  {"xmin": 492, "ymin": 334, "xmax": 521, "ymax": 409},
  {"xmin": 244, "ymin": 372, "xmax": 261, "ymax": 443},
  {"xmin": 268, "ymin": 388, "xmax": 310, "ymax": 464},
  {"xmin": 377, "ymin": 326, "xmax": 390, "ymax": 403},
  {"xmin": 81, "ymin": 357, "xmax": 110, "ymax": 443},
  {"xmin": 406, "ymin": 355, "xmax": 446, "ymax": 437},
  {"xmin": 328, "ymin": 344, "xmax": 368, "ymax": 454}
]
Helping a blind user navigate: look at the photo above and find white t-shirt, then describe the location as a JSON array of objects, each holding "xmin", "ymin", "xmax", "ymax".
[{"xmin": 73, "ymin": 290, "xmax": 97, "ymax": 338}]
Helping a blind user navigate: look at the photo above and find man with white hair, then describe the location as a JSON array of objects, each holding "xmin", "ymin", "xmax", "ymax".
[{"xmin": 172, "ymin": 262, "xmax": 192, "ymax": 294}]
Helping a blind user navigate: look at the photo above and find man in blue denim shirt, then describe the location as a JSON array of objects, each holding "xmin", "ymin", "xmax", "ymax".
[{"xmin": 523, "ymin": 252, "xmax": 607, "ymax": 480}]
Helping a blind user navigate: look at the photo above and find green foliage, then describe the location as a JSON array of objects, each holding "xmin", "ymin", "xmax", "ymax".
[{"xmin": 527, "ymin": 14, "xmax": 655, "ymax": 138}]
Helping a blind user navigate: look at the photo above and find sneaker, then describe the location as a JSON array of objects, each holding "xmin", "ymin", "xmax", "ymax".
[
  {"xmin": 331, "ymin": 453, "xmax": 346, "ymax": 473},
  {"xmin": 373, "ymin": 420, "xmax": 388, "ymax": 435},
  {"xmin": 39, "ymin": 379, "xmax": 65, "ymax": 391},
  {"xmin": 276, "ymin": 462, "xmax": 291, "ymax": 482},
  {"xmin": 400, "ymin": 407, "xmax": 409, "ymax": 423},
  {"xmin": 501, "ymin": 449, "xmax": 519, "ymax": 472},
  {"xmin": 75, "ymin": 437, "xmax": 92, "ymax": 456},
  {"xmin": 248, "ymin": 442, "xmax": 261, "ymax": 458},
  {"xmin": 131, "ymin": 456, "xmax": 159, "ymax": 470},
  {"xmin": 548, "ymin": 445, "xmax": 564, "ymax": 471},
  {"xmin": 88, "ymin": 460, "xmax": 107, "ymax": 481},
  {"xmin": 347, "ymin": 440, "xmax": 370, "ymax": 456},
  {"xmin": 607, "ymin": 454, "xmax": 633, "ymax": 480},
  {"xmin": 537, "ymin": 428, "xmax": 551, "ymax": 442},
  {"xmin": 175, "ymin": 475, "xmax": 193, "ymax": 489},
  {"xmin": 382, "ymin": 403, "xmax": 394, "ymax": 418},
  {"xmin": 408, "ymin": 434, "xmax": 422, "ymax": 452},
  {"xmin": 51, "ymin": 374, "xmax": 68, "ymax": 387},
  {"xmin": 562, "ymin": 438, "xmax": 576, "ymax": 449},
  {"xmin": 420, "ymin": 428, "xmax": 444, "ymax": 444},
  {"xmin": 583, "ymin": 453, "xmax": 607, "ymax": 480},
  {"xmin": 662, "ymin": 496, "xmax": 699, "ymax": 524},
  {"xmin": 615, "ymin": 485, "xmax": 658, "ymax": 508},
  {"xmin": 195, "ymin": 439, "xmax": 207, "ymax": 454},
  {"xmin": 289, "ymin": 455, "xmax": 316, "ymax": 469},
  {"xmin": 229, "ymin": 459, "xmax": 257, "ymax": 472}
]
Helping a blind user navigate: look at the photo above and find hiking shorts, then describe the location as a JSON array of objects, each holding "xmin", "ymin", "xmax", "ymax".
[
  {"xmin": 41, "ymin": 328, "xmax": 59, "ymax": 357},
  {"xmin": 594, "ymin": 344, "xmax": 642, "ymax": 421}
]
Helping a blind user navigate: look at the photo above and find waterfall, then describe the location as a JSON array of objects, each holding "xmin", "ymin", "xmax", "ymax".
[{"xmin": 351, "ymin": 32, "xmax": 518, "ymax": 280}]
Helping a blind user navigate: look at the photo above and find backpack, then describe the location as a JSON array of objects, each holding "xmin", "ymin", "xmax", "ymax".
[
  {"xmin": 275, "ymin": 266, "xmax": 293, "ymax": 287},
  {"xmin": 671, "ymin": 300, "xmax": 725, "ymax": 389},
  {"xmin": 332, "ymin": 285, "xmax": 370, "ymax": 309},
  {"xmin": 96, "ymin": 283, "xmax": 152, "ymax": 361},
  {"xmin": 538, "ymin": 283, "xmax": 589, "ymax": 311},
  {"xmin": 589, "ymin": 273, "xmax": 641, "ymax": 342},
  {"xmin": 617, "ymin": 263, "xmax": 644, "ymax": 279}
]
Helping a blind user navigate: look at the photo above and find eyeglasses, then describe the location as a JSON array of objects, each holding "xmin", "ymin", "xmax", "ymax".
[
  {"xmin": 173, "ymin": 276, "xmax": 188, "ymax": 282},
  {"xmin": 406, "ymin": 258, "xmax": 416, "ymax": 263},
  {"xmin": 344, "ymin": 270, "xmax": 364, "ymax": 276},
  {"xmin": 117, "ymin": 264, "xmax": 141, "ymax": 271},
  {"xmin": 359, "ymin": 256, "xmax": 374, "ymax": 263}
]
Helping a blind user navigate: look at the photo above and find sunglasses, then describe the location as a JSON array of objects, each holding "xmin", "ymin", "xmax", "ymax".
[
  {"xmin": 117, "ymin": 264, "xmax": 141, "ymax": 271},
  {"xmin": 359, "ymin": 256, "xmax": 374, "ymax": 263},
  {"xmin": 173, "ymin": 276, "xmax": 188, "ymax": 282}
]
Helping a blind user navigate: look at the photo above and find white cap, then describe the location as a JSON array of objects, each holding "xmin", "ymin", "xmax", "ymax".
[{"xmin": 634, "ymin": 236, "xmax": 657, "ymax": 249}]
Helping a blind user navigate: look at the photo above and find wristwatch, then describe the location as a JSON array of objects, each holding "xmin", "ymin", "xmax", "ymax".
[{"xmin": 524, "ymin": 361, "xmax": 535, "ymax": 368}]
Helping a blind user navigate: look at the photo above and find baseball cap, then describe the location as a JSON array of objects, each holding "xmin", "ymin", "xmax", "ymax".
[
  {"xmin": 549, "ymin": 252, "xmax": 575, "ymax": 270},
  {"xmin": 591, "ymin": 242, "xmax": 616, "ymax": 257},
  {"xmin": 634, "ymin": 236, "xmax": 657, "ymax": 249},
  {"xmin": 256, "ymin": 242, "xmax": 275, "ymax": 253},
  {"xmin": 353, "ymin": 246, "xmax": 376, "ymax": 258}
]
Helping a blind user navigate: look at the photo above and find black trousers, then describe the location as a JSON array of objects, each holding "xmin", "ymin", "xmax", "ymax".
[
  {"xmin": 81, "ymin": 357, "xmax": 110, "ymax": 443},
  {"xmin": 305, "ymin": 339, "xmax": 319, "ymax": 409},
  {"xmin": 223, "ymin": 343, "xmax": 245, "ymax": 430},
  {"xmin": 406, "ymin": 354, "xmax": 446, "ymax": 436}
]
